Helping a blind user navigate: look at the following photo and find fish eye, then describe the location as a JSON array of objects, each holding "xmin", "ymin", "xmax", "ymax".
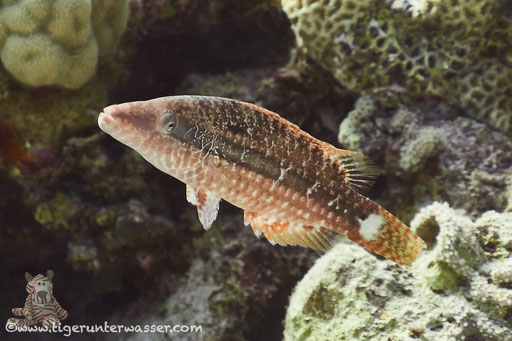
[{"xmin": 158, "ymin": 111, "xmax": 177, "ymax": 135}]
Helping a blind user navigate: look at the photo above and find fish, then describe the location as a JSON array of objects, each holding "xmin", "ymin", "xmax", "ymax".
[{"xmin": 98, "ymin": 95, "xmax": 426, "ymax": 266}]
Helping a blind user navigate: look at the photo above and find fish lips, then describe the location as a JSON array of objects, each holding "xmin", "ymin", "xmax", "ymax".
[
  {"xmin": 98, "ymin": 105, "xmax": 153, "ymax": 150},
  {"xmin": 98, "ymin": 110, "xmax": 114, "ymax": 134}
]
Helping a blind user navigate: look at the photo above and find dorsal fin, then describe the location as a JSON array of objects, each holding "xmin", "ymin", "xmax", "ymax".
[
  {"xmin": 324, "ymin": 145, "xmax": 379, "ymax": 193},
  {"xmin": 244, "ymin": 211, "xmax": 340, "ymax": 252}
]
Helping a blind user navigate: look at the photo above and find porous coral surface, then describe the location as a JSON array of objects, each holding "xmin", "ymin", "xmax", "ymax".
[
  {"xmin": 282, "ymin": 0, "xmax": 512, "ymax": 135},
  {"xmin": 284, "ymin": 203, "xmax": 512, "ymax": 341}
]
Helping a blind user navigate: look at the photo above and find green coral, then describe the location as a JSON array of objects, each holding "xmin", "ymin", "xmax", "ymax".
[
  {"xmin": 282, "ymin": 0, "xmax": 512, "ymax": 135},
  {"xmin": 285, "ymin": 202, "xmax": 512, "ymax": 340},
  {"xmin": 0, "ymin": 0, "xmax": 129, "ymax": 89}
]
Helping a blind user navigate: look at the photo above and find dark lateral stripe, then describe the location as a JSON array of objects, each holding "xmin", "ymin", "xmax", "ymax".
[
  {"xmin": 170, "ymin": 119, "xmax": 310, "ymax": 193},
  {"xmin": 172, "ymin": 123, "xmax": 345, "ymax": 211},
  {"xmin": 169, "ymin": 97, "xmax": 371, "ymax": 223}
]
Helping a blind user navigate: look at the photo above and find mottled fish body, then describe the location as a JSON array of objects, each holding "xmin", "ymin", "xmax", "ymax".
[{"xmin": 98, "ymin": 96, "xmax": 425, "ymax": 266}]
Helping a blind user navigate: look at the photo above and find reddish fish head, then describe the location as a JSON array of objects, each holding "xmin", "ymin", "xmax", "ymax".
[
  {"xmin": 98, "ymin": 96, "xmax": 207, "ymax": 174},
  {"xmin": 99, "ymin": 98, "xmax": 168, "ymax": 150}
]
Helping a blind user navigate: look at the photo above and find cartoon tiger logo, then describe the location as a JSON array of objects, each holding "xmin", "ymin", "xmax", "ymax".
[{"xmin": 6, "ymin": 270, "xmax": 68, "ymax": 328}]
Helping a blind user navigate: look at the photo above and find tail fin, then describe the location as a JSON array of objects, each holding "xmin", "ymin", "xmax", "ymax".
[{"xmin": 343, "ymin": 208, "xmax": 426, "ymax": 267}]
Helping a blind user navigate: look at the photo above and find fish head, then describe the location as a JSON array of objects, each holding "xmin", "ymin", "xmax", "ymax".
[{"xmin": 98, "ymin": 96, "xmax": 204, "ymax": 172}]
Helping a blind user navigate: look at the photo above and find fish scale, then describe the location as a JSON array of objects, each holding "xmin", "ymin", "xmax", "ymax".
[{"xmin": 98, "ymin": 95, "xmax": 426, "ymax": 266}]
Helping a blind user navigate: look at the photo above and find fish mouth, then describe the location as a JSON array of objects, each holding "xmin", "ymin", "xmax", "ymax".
[
  {"xmin": 98, "ymin": 106, "xmax": 142, "ymax": 149},
  {"xmin": 98, "ymin": 108, "xmax": 119, "ymax": 135}
]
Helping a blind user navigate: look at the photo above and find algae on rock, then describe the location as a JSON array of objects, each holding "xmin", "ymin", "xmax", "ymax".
[{"xmin": 284, "ymin": 202, "xmax": 512, "ymax": 341}]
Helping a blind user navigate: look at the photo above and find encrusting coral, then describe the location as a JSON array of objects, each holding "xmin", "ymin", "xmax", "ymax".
[
  {"xmin": 284, "ymin": 202, "xmax": 512, "ymax": 341},
  {"xmin": 0, "ymin": 0, "xmax": 129, "ymax": 89},
  {"xmin": 281, "ymin": 0, "xmax": 512, "ymax": 135}
]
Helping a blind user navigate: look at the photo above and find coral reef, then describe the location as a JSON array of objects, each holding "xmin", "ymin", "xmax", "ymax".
[
  {"xmin": 0, "ymin": 83, "xmax": 106, "ymax": 153},
  {"xmin": 113, "ymin": 213, "xmax": 316, "ymax": 341},
  {"xmin": 1, "ymin": 2, "xmax": 326, "ymax": 340},
  {"xmin": 284, "ymin": 202, "xmax": 512, "ymax": 341},
  {"xmin": 6, "ymin": 131, "xmax": 317, "ymax": 341},
  {"xmin": 116, "ymin": 0, "xmax": 294, "ymax": 99},
  {"xmin": 0, "ymin": 0, "xmax": 129, "ymax": 89},
  {"xmin": 281, "ymin": 0, "xmax": 512, "ymax": 135},
  {"xmin": 338, "ymin": 94, "xmax": 512, "ymax": 219}
]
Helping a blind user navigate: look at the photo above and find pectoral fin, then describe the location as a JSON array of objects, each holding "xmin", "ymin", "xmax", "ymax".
[
  {"xmin": 244, "ymin": 211, "xmax": 338, "ymax": 252},
  {"xmin": 186, "ymin": 185, "xmax": 221, "ymax": 230}
]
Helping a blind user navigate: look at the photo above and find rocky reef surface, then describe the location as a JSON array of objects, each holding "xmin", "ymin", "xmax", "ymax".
[
  {"xmin": 338, "ymin": 94, "xmax": 512, "ymax": 220},
  {"xmin": 285, "ymin": 203, "xmax": 512, "ymax": 340},
  {"xmin": 0, "ymin": 0, "xmax": 511, "ymax": 340},
  {"xmin": 0, "ymin": 1, "xmax": 330, "ymax": 340},
  {"xmin": 281, "ymin": 1, "xmax": 512, "ymax": 340}
]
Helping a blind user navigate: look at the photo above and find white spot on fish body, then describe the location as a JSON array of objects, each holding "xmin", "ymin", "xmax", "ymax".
[
  {"xmin": 358, "ymin": 214, "xmax": 385, "ymax": 241},
  {"xmin": 281, "ymin": 202, "xmax": 289, "ymax": 208},
  {"xmin": 284, "ymin": 189, "xmax": 291, "ymax": 198}
]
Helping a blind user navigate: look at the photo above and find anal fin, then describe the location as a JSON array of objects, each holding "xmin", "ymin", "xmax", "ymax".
[
  {"xmin": 186, "ymin": 185, "xmax": 221, "ymax": 230},
  {"xmin": 244, "ymin": 211, "xmax": 338, "ymax": 252}
]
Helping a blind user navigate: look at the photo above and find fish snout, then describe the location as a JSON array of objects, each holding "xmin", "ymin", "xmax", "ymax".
[{"xmin": 98, "ymin": 105, "xmax": 121, "ymax": 134}]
